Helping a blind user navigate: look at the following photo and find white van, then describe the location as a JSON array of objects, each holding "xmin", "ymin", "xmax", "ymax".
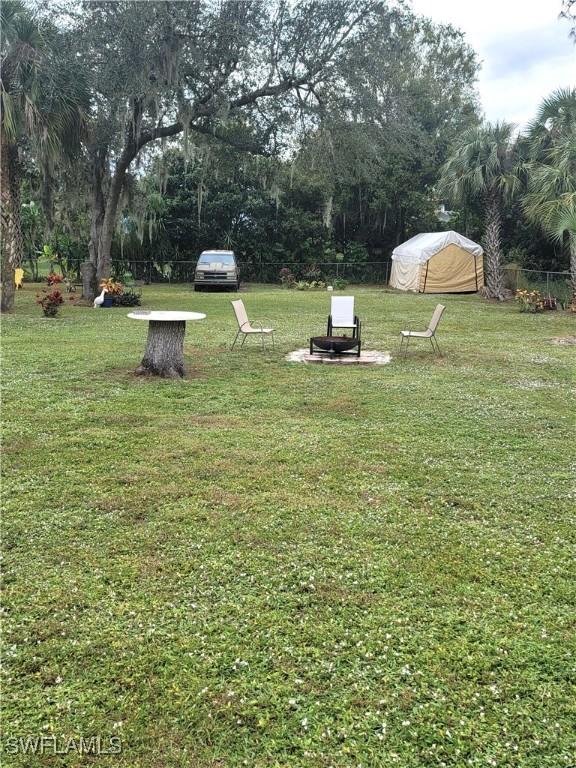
[{"xmin": 194, "ymin": 250, "xmax": 240, "ymax": 291}]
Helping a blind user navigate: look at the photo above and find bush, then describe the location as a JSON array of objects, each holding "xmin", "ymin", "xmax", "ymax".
[
  {"xmin": 99, "ymin": 278, "xmax": 124, "ymax": 296},
  {"xmin": 515, "ymin": 289, "xmax": 548, "ymax": 313},
  {"xmin": 333, "ymin": 277, "xmax": 348, "ymax": 290},
  {"xmin": 296, "ymin": 280, "xmax": 326, "ymax": 291},
  {"xmin": 303, "ymin": 264, "xmax": 324, "ymax": 282},
  {"xmin": 36, "ymin": 289, "xmax": 66, "ymax": 317},
  {"xmin": 279, "ymin": 267, "xmax": 296, "ymax": 288},
  {"xmin": 111, "ymin": 290, "xmax": 142, "ymax": 307},
  {"xmin": 46, "ymin": 272, "xmax": 63, "ymax": 286}
]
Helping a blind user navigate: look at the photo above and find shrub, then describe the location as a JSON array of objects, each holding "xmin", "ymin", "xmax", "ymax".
[
  {"xmin": 47, "ymin": 272, "xmax": 63, "ymax": 286},
  {"xmin": 303, "ymin": 264, "xmax": 324, "ymax": 282},
  {"xmin": 515, "ymin": 289, "xmax": 544, "ymax": 313},
  {"xmin": 279, "ymin": 267, "xmax": 296, "ymax": 288},
  {"xmin": 111, "ymin": 290, "xmax": 142, "ymax": 307},
  {"xmin": 333, "ymin": 277, "xmax": 348, "ymax": 290},
  {"xmin": 36, "ymin": 289, "xmax": 66, "ymax": 317},
  {"xmin": 100, "ymin": 278, "xmax": 124, "ymax": 296},
  {"xmin": 296, "ymin": 280, "xmax": 326, "ymax": 291}
]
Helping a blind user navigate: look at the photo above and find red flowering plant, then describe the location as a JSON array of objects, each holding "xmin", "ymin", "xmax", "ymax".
[
  {"xmin": 36, "ymin": 288, "xmax": 66, "ymax": 317},
  {"xmin": 47, "ymin": 272, "xmax": 63, "ymax": 286}
]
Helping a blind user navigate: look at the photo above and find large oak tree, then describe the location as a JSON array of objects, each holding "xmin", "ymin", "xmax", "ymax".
[{"xmin": 51, "ymin": 0, "xmax": 374, "ymax": 295}]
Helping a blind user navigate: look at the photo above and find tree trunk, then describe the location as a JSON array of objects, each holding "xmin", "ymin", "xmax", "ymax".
[
  {"xmin": 482, "ymin": 191, "xmax": 506, "ymax": 300},
  {"xmin": 28, "ymin": 255, "xmax": 39, "ymax": 282},
  {"xmin": 322, "ymin": 195, "xmax": 334, "ymax": 230},
  {"xmin": 135, "ymin": 321, "xmax": 187, "ymax": 378},
  {"xmin": 41, "ymin": 163, "xmax": 55, "ymax": 241},
  {"xmin": 96, "ymin": 165, "xmax": 129, "ymax": 284},
  {"xmin": 0, "ymin": 246, "xmax": 16, "ymax": 313},
  {"xmin": 86, "ymin": 146, "xmax": 108, "ymax": 298},
  {"xmin": 1, "ymin": 138, "xmax": 23, "ymax": 312},
  {"xmin": 80, "ymin": 261, "xmax": 97, "ymax": 300}
]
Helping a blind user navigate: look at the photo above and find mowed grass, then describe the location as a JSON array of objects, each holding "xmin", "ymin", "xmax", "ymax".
[{"xmin": 2, "ymin": 284, "xmax": 575, "ymax": 768}]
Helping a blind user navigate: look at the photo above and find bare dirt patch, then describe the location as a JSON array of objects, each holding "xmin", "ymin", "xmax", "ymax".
[{"xmin": 550, "ymin": 336, "xmax": 576, "ymax": 345}]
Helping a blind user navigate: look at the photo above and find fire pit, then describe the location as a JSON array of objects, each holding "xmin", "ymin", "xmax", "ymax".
[{"xmin": 310, "ymin": 335, "xmax": 361, "ymax": 357}]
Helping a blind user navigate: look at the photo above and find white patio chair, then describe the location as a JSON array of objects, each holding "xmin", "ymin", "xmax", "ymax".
[
  {"xmin": 231, "ymin": 299, "xmax": 275, "ymax": 350},
  {"xmin": 327, "ymin": 296, "xmax": 361, "ymax": 339},
  {"xmin": 399, "ymin": 303, "xmax": 445, "ymax": 357}
]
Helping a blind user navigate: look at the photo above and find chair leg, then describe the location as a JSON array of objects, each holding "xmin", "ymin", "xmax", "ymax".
[
  {"xmin": 231, "ymin": 329, "xmax": 241, "ymax": 350},
  {"xmin": 404, "ymin": 335, "xmax": 410, "ymax": 357},
  {"xmin": 271, "ymin": 332, "xmax": 275, "ymax": 350},
  {"xmin": 241, "ymin": 333, "xmax": 247, "ymax": 347},
  {"xmin": 432, "ymin": 335, "xmax": 442, "ymax": 356}
]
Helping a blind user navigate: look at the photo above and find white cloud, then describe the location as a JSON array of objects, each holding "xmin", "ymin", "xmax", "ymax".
[{"xmin": 409, "ymin": 0, "xmax": 576, "ymax": 127}]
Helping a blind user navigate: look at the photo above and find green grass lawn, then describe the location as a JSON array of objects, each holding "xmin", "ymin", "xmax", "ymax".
[{"xmin": 2, "ymin": 284, "xmax": 575, "ymax": 767}]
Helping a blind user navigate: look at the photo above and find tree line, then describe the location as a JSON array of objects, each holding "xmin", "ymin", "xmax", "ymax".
[{"xmin": 1, "ymin": 0, "xmax": 574, "ymax": 310}]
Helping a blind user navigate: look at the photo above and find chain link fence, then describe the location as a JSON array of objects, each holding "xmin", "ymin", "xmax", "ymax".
[
  {"xmin": 98, "ymin": 260, "xmax": 393, "ymax": 285},
  {"xmin": 25, "ymin": 259, "xmax": 387, "ymax": 284},
  {"xmin": 28, "ymin": 257, "xmax": 572, "ymax": 302},
  {"xmin": 502, "ymin": 266, "xmax": 572, "ymax": 306}
]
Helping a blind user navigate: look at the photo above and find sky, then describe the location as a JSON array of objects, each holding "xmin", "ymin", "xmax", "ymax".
[{"xmin": 409, "ymin": 0, "xmax": 575, "ymax": 128}]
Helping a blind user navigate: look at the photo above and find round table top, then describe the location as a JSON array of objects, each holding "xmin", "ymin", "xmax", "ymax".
[{"xmin": 127, "ymin": 311, "xmax": 206, "ymax": 322}]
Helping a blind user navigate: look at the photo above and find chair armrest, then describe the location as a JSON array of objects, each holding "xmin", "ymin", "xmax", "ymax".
[{"xmin": 253, "ymin": 318, "xmax": 274, "ymax": 330}]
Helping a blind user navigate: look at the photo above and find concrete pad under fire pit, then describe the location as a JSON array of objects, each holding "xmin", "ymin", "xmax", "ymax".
[{"xmin": 286, "ymin": 349, "xmax": 391, "ymax": 365}]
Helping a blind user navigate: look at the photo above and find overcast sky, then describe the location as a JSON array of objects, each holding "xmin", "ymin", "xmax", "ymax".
[{"xmin": 409, "ymin": 0, "xmax": 575, "ymax": 128}]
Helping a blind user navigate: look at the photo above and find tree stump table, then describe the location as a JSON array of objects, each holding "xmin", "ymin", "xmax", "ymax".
[{"xmin": 128, "ymin": 311, "xmax": 206, "ymax": 378}]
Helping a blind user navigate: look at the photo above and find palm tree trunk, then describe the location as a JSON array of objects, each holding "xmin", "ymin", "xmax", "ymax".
[
  {"xmin": 569, "ymin": 232, "xmax": 576, "ymax": 305},
  {"xmin": 482, "ymin": 190, "xmax": 505, "ymax": 299},
  {"xmin": 1, "ymin": 137, "xmax": 24, "ymax": 312}
]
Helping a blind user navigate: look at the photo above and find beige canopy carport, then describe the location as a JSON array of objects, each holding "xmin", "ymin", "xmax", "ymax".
[{"xmin": 389, "ymin": 231, "xmax": 484, "ymax": 293}]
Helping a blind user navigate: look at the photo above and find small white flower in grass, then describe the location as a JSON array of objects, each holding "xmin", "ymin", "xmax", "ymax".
[
  {"xmin": 55, "ymin": 676, "xmax": 63, "ymax": 684},
  {"xmin": 402, "ymin": 720, "xmax": 410, "ymax": 727},
  {"xmin": 400, "ymin": 665, "xmax": 411, "ymax": 676},
  {"xmin": 288, "ymin": 699, "xmax": 297, "ymax": 707},
  {"xmin": 301, "ymin": 717, "xmax": 309, "ymax": 729}
]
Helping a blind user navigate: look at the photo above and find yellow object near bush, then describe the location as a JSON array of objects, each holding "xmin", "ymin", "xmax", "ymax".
[{"xmin": 14, "ymin": 268, "xmax": 24, "ymax": 289}]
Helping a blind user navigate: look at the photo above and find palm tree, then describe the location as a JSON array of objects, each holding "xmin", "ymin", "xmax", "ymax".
[
  {"xmin": 438, "ymin": 122, "xmax": 524, "ymax": 299},
  {"xmin": 524, "ymin": 88, "xmax": 576, "ymax": 305},
  {"xmin": 1, "ymin": 1, "xmax": 86, "ymax": 312},
  {"xmin": 550, "ymin": 205, "xmax": 576, "ymax": 307}
]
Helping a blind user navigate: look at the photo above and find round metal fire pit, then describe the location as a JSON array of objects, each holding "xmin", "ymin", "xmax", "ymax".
[{"xmin": 310, "ymin": 335, "xmax": 359, "ymax": 354}]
